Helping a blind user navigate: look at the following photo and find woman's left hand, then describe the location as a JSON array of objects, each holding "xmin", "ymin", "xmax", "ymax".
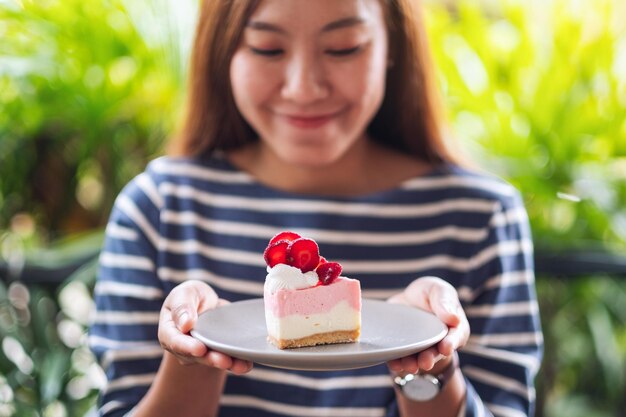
[{"xmin": 386, "ymin": 276, "xmax": 470, "ymax": 374}]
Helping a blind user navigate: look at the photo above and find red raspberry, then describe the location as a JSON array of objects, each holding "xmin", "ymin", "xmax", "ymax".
[
  {"xmin": 263, "ymin": 240, "xmax": 289, "ymax": 267},
  {"xmin": 316, "ymin": 262, "xmax": 342, "ymax": 285},
  {"xmin": 287, "ymin": 238, "xmax": 320, "ymax": 272},
  {"xmin": 268, "ymin": 231, "xmax": 301, "ymax": 246}
]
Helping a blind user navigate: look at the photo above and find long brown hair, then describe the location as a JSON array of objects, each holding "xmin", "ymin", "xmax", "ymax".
[{"xmin": 170, "ymin": 0, "xmax": 457, "ymax": 164}]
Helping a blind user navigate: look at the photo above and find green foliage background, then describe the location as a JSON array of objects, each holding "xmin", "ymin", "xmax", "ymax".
[{"xmin": 1, "ymin": 0, "xmax": 625, "ymax": 416}]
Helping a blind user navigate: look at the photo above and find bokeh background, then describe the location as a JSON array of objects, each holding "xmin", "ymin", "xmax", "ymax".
[{"xmin": 1, "ymin": 0, "xmax": 625, "ymax": 416}]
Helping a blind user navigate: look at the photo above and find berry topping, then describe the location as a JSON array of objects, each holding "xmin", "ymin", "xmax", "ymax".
[
  {"xmin": 316, "ymin": 262, "xmax": 342, "ymax": 285},
  {"xmin": 264, "ymin": 231, "xmax": 344, "ymax": 283},
  {"xmin": 269, "ymin": 231, "xmax": 301, "ymax": 246},
  {"xmin": 287, "ymin": 238, "xmax": 320, "ymax": 272},
  {"xmin": 263, "ymin": 240, "xmax": 289, "ymax": 267}
]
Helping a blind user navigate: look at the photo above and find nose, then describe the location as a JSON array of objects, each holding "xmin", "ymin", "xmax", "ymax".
[{"xmin": 280, "ymin": 51, "xmax": 330, "ymax": 104}]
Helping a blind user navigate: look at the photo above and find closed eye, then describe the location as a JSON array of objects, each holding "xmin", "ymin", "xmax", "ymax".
[
  {"xmin": 326, "ymin": 46, "xmax": 362, "ymax": 57},
  {"xmin": 250, "ymin": 47, "xmax": 283, "ymax": 57}
]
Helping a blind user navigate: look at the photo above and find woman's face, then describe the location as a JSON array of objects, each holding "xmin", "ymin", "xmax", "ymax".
[{"xmin": 230, "ymin": 0, "xmax": 389, "ymax": 167}]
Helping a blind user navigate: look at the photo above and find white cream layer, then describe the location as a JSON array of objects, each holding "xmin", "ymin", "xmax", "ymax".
[
  {"xmin": 265, "ymin": 264, "xmax": 318, "ymax": 293},
  {"xmin": 265, "ymin": 300, "xmax": 360, "ymax": 340}
]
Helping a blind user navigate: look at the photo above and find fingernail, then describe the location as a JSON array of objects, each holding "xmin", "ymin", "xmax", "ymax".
[
  {"xmin": 443, "ymin": 301, "xmax": 458, "ymax": 315},
  {"xmin": 179, "ymin": 311, "xmax": 189, "ymax": 325}
]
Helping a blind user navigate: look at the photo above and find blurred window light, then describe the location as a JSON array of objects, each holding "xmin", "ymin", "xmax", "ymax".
[{"xmin": 556, "ymin": 192, "xmax": 582, "ymax": 203}]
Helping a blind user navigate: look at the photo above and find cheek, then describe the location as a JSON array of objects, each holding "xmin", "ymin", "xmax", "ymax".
[
  {"xmin": 335, "ymin": 56, "xmax": 387, "ymax": 115},
  {"xmin": 230, "ymin": 54, "xmax": 255, "ymax": 109},
  {"xmin": 230, "ymin": 53, "xmax": 277, "ymax": 110}
]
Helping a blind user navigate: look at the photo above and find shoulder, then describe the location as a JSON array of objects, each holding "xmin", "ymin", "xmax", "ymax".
[
  {"xmin": 413, "ymin": 163, "xmax": 524, "ymax": 209},
  {"xmin": 118, "ymin": 153, "xmax": 252, "ymax": 202},
  {"xmin": 110, "ymin": 153, "xmax": 253, "ymax": 235},
  {"xmin": 144, "ymin": 153, "xmax": 249, "ymax": 186}
]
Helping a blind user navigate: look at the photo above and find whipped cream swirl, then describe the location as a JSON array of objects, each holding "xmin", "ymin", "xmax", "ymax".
[{"xmin": 265, "ymin": 264, "xmax": 318, "ymax": 293}]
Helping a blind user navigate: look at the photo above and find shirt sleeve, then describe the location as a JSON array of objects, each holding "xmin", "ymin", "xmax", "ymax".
[
  {"xmin": 88, "ymin": 171, "xmax": 166, "ymax": 417},
  {"xmin": 459, "ymin": 189, "xmax": 543, "ymax": 417}
]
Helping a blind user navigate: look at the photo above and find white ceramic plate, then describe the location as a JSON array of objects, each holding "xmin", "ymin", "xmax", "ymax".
[{"xmin": 191, "ymin": 298, "xmax": 447, "ymax": 371}]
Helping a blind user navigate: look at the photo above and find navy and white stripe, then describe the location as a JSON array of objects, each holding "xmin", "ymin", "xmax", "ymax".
[{"xmin": 89, "ymin": 155, "xmax": 542, "ymax": 417}]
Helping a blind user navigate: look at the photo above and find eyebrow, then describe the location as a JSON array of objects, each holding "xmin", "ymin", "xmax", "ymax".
[
  {"xmin": 246, "ymin": 16, "xmax": 366, "ymax": 34},
  {"xmin": 323, "ymin": 16, "xmax": 366, "ymax": 32}
]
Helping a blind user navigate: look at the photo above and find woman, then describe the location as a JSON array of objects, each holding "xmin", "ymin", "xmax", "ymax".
[{"xmin": 89, "ymin": 0, "xmax": 543, "ymax": 416}]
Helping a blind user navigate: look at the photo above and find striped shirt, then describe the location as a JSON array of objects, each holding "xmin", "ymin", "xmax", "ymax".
[{"xmin": 89, "ymin": 154, "xmax": 543, "ymax": 417}]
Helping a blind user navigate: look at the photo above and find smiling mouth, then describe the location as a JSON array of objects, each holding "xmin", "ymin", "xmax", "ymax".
[{"xmin": 281, "ymin": 112, "xmax": 341, "ymax": 129}]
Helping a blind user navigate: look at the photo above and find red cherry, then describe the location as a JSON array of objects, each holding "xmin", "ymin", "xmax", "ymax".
[
  {"xmin": 263, "ymin": 240, "xmax": 289, "ymax": 267},
  {"xmin": 287, "ymin": 238, "xmax": 320, "ymax": 272},
  {"xmin": 268, "ymin": 231, "xmax": 301, "ymax": 246},
  {"xmin": 316, "ymin": 262, "xmax": 342, "ymax": 285}
]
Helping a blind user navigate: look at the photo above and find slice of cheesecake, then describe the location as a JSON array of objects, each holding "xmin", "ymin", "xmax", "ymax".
[{"xmin": 262, "ymin": 232, "xmax": 361, "ymax": 349}]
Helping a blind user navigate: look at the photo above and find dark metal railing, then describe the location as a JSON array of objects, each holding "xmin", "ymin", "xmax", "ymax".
[
  {"xmin": 534, "ymin": 248, "xmax": 626, "ymax": 277},
  {"xmin": 0, "ymin": 253, "xmax": 98, "ymax": 289}
]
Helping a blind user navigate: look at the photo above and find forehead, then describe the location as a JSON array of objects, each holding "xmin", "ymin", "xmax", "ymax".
[{"xmin": 248, "ymin": 0, "xmax": 385, "ymax": 33}]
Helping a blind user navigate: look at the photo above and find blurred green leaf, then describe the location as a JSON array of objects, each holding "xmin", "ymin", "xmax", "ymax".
[
  {"xmin": 587, "ymin": 303, "xmax": 624, "ymax": 400},
  {"xmin": 39, "ymin": 350, "xmax": 70, "ymax": 406},
  {"xmin": 23, "ymin": 231, "xmax": 104, "ymax": 269}
]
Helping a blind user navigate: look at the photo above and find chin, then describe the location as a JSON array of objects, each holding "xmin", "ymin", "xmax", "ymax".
[
  {"xmin": 263, "ymin": 125, "xmax": 360, "ymax": 168},
  {"xmin": 278, "ymin": 146, "xmax": 346, "ymax": 169}
]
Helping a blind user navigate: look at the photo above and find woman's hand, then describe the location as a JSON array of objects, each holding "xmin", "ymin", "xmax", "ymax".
[
  {"xmin": 386, "ymin": 276, "xmax": 470, "ymax": 374},
  {"xmin": 158, "ymin": 280, "xmax": 253, "ymax": 375}
]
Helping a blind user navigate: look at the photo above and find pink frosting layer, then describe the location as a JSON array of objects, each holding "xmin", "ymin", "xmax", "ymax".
[{"xmin": 264, "ymin": 277, "xmax": 361, "ymax": 318}]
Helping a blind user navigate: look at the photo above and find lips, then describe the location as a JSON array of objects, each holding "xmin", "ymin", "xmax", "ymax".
[{"xmin": 281, "ymin": 111, "xmax": 340, "ymax": 129}]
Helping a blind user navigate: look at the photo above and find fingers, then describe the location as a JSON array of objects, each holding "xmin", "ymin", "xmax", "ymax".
[
  {"xmin": 440, "ymin": 314, "xmax": 470, "ymax": 352},
  {"xmin": 209, "ymin": 352, "xmax": 253, "ymax": 375},
  {"xmin": 405, "ymin": 277, "xmax": 459, "ymax": 324},
  {"xmin": 166, "ymin": 281, "xmax": 219, "ymax": 332},
  {"xmin": 403, "ymin": 277, "xmax": 468, "ymax": 338},
  {"xmin": 177, "ymin": 350, "xmax": 253, "ymax": 374},
  {"xmin": 159, "ymin": 305, "xmax": 208, "ymax": 358},
  {"xmin": 386, "ymin": 276, "xmax": 471, "ymax": 374},
  {"xmin": 172, "ymin": 304, "xmax": 196, "ymax": 334},
  {"xmin": 158, "ymin": 281, "xmax": 253, "ymax": 374},
  {"xmin": 386, "ymin": 292, "xmax": 407, "ymax": 305},
  {"xmin": 159, "ymin": 281, "xmax": 219, "ymax": 358},
  {"xmin": 429, "ymin": 288, "xmax": 463, "ymax": 328},
  {"xmin": 387, "ymin": 358, "xmax": 403, "ymax": 373},
  {"xmin": 165, "ymin": 349, "xmax": 254, "ymax": 374},
  {"xmin": 230, "ymin": 358, "xmax": 254, "ymax": 375},
  {"xmin": 386, "ymin": 346, "xmax": 440, "ymax": 374},
  {"xmin": 386, "ymin": 316, "xmax": 470, "ymax": 374},
  {"xmin": 416, "ymin": 347, "xmax": 443, "ymax": 371}
]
